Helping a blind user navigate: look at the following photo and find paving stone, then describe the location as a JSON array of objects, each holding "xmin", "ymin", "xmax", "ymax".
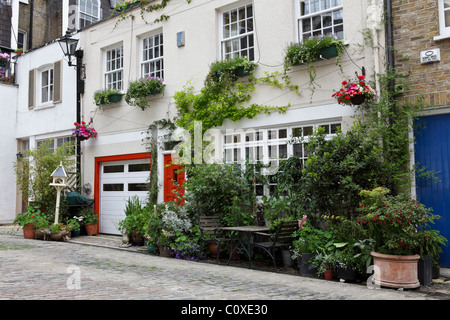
[{"xmin": 1, "ymin": 229, "xmax": 449, "ymax": 306}]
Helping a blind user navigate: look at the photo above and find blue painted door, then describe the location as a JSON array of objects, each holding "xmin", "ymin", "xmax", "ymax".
[{"xmin": 415, "ymin": 114, "xmax": 450, "ymax": 267}]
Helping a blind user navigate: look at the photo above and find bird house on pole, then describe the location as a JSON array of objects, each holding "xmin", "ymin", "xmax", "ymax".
[{"xmin": 50, "ymin": 162, "xmax": 68, "ymax": 224}]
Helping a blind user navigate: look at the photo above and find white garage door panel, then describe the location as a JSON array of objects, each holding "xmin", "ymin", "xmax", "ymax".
[{"xmin": 100, "ymin": 159, "xmax": 150, "ymax": 235}]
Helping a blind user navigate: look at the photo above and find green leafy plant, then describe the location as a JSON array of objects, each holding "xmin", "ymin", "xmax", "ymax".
[
  {"xmin": 93, "ymin": 88, "xmax": 123, "ymax": 107},
  {"xmin": 358, "ymin": 187, "xmax": 447, "ymax": 256},
  {"xmin": 284, "ymin": 34, "xmax": 344, "ymax": 96},
  {"xmin": 14, "ymin": 140, "xmax": 76, "ymax": 213},
  {"xmin": 125, "ymin": 76, "xmax": 164, "ymax": 110},
  {"xmin": 66, "ymin": 216, "xmax": 84, "ymax": 231},
  {"xmin": 311, "ymin": 249, "xmax": 337, "ymax": 276},
  {"xmin": 208, "ymin": 56, "xmax": 257, "ymax": 79},
  {"xmin": 79, "ymin": 207, "xmax": 99, "ymax": 224},
  {"xmin": 13, "ymin": 205, "xmax": 43, "ymax": 227}
]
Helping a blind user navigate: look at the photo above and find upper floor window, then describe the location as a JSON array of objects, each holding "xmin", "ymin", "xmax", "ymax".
[
  {"xmin": 298, "ymin": 0, "xmax": 343, "ymax": 40},
  {"xmin": 105, "ymin": 46, "xmax": 123, "ymax": 90},
  {"xmin": 41, "ymin": 67, "xmax": 54, "ymax": 104},
  {"xmin": 79, "ymin": 0, "xmax": 101, "ymax": 29},
  {"xmin": 141, "ymin": 33, "xmax": 164, "ymax": 79},
  {"xmin": 221, "ymin": 3, "xmax": 254, "ymax": 61},
  {"xmin": 28, "ymin": 61, "xmax": 62, "ymax": 109}
]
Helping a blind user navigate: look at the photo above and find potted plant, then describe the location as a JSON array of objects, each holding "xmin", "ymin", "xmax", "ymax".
[
  {"xmin": 93, "ymin": 88, "xmax": 123, "ymax": 107},
  {"xmin": 13, "ymin": 205, "xmax": 43, "ymax": 239},
  {"xmin": 208, "ymin": 56, "xmax": 257, "ymax": 81},
  {"xmin": 72, "ymin": 121, "xmax": 98, "ymax": 141},
  {"xmin": 50, "ymin": 223, "xmax": 71, "ymax": 241},
  {"xmin": 67, "ymin": 216, "xmax": 84, "ymax": 237},
  {"xmin": 80, "ymin": 207, "xmax": 99, "ymax": 236},
  {"xmin": 0, "ymin": 52, "xmax": 10, "ymax": 67},
  {"xmin": 124, "ymin": 76, "xmax": 164, "ymax": 110},
  {"xmin": 15, "ymin": 48, "xmax": 23, "ymax": 55},
  {"xmin": 311, "ymin": 249, "xmax": 337, "ymax": 280},
  {"xmin": 284, "ymin": 34, "xmax": 344, "ymax": 96},
  {"xmin": 113, "ymin": 0, "xmax": 141, "ymax": 13},
  {"xmin": 118, "ymin": 196, "xmax": 147, "ymax": 245},
  {"xmin": 358, "ymin": 187, "xmax": 447, "ymax": 289},
  {"xmin": 291, "ymin": 221, "xmax": 333, "ymax": 277},
  {"xmin": 332, "ymin": 75, "xmax": 376, "ymax": 106}
]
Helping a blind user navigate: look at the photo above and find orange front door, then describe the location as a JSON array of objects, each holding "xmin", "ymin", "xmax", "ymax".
[{"xmin": 163, "ymin": 154, "xmax": 185, "ymax": 204}]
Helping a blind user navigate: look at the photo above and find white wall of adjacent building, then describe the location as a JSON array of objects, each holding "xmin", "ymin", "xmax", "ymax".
[{"xmin": 0, "ymin": 82, "xmax": 18, "ymax": 222}]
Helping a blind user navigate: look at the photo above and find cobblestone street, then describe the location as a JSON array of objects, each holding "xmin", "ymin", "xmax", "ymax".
[{"xmin": 1, "ymin": 230, "xmax": 449, "ymax": 306}]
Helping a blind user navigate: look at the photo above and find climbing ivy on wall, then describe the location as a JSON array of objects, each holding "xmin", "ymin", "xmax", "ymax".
[{"xmin": 174, "ymin": 57, "xmax": 298, "ymax": 134}]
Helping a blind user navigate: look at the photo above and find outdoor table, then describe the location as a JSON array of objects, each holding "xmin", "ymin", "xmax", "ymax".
[{"xmin": 218, "ymin": 225, "xmax": 270, "ymax": 266}]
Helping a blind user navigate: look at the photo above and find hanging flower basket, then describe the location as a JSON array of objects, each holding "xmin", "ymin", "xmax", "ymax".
[
  {"xmin": 0, "ymin": 53, "xmax": 10, "ymax": 67},
  {"xmin": 72, "ymin": 121, "xmax": 98, "ymax": 141},
  {"xmin": 332, "ymin": 75, "xmax": 376, "ymax": 106}
]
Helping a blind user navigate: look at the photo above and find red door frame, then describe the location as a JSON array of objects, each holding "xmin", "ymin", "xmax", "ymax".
[
  {"xmin": 94, "ymin": 152, "xmax": 151, "ymax": 234},
  {"xmin": 163, "ymin": 154, "xmax": 185, "ymax": 204}
]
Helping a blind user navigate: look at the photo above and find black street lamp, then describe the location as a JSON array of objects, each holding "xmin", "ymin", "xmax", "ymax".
[
  {"xmin": 58, "ymin": 28, "xmax": 85, "ymax": 192},
  {"xmin": 57, "ymin": 28, "xmax": 79, "ymax": 67}
]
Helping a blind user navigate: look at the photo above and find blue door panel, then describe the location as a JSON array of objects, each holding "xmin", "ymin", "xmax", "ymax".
[{"xmin": 415, "ymin": 113, "xmax": 450, "ymax": 267}]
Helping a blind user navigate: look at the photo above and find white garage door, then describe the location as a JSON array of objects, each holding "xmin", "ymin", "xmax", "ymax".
[{"xmin": 100, "ymin": 159, "xmax": 150, "ymax": 235}]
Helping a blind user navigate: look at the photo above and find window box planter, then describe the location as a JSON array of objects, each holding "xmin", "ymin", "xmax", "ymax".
[
  {"xmin": 208, "ymin": 56, "xmax": 256, "ymax": 82},
  {"xmin": 125, "ymin": 76, "xmax": 164, "ymax": 110},
  {"xmin": 290, "ymin": 44, "xmax": 339, "ymax": 66},
  {"xmin": 94, "ymin": 89, "xmax": 123, "ymax": 107},
  {"xmin": 115, "ymin": 0, "xmax": 140, "ymax": 12}
]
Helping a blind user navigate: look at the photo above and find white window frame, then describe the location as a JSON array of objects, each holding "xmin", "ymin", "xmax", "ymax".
[
  {"xmin": 222, "ymin": 122, "xmax": 341, "ymax": 196},
  {"xmin": 141, "ymin": 32, "xmax": 164, "ymax": 79},
  {"xmin": 78, "ymin": 0, "xmax": 101, "ymax": 29},
  {"xmin": 104, "ymin": 45, "xmax": 123, "ymax": 91},
  {"xmin": 435, "ymin": 0, "xmax": 450, "ymax": 40},
  {"xmin": 220, "ymin": 3, "xmax": 255, "ymax": 61},
  {"xmin": 296, "ymin": 0, "xmax": 344, "ymax": 41},
  {"xmin": 38, "ymin": 65, "xmax": 54, "ymax": 107}
]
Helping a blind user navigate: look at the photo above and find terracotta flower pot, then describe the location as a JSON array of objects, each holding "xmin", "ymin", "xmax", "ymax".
[
  {"xmin": 324, "ymin": 269, "xmax": 334, "ymax": 280},
  {"xmin": 84, "ymin": 223, "xmax": 98, "ymax": 236},
  {"xmin": 208, "ymin": 243, "xmax": 219, "ymax": 258},
  {"xmin": 371, "ymin": 251, "xmax": 420, "ymax": 289},
  {"xmin": 23, "ymin": 223, "xmax": 35, "ymax": 239}
]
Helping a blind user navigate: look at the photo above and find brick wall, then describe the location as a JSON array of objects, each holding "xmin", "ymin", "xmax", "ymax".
[
  {"xmin": 392, "ymin": 0, "xmax": 450, "ymax": 107},
  {"xmin": 0, "ymin": 3, "xmax": 12, "ymax": 49}
]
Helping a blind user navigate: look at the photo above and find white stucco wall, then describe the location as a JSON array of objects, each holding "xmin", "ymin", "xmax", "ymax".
[
  {"xmin": 0, "ymin": 83, "xmax": 18, "ymax": 222},
  {"xmin": 15, "ymin": 39, "xmax": 78, "ymax": 140},
  {"xmin": 79, "ymin": 0, "xmax": 385, "ymax": 205}
]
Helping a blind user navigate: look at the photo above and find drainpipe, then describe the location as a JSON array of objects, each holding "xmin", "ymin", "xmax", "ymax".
[
  {"xmin": 28, "ymin": 0, "xmax": 34, "ymax": 49},
  {"xmin": 75, "ymin": 49, "xmax": 84, "ymax": 188},
  {"xmin": 385, "ymin": 0, "xmax": 396, "ymax": 112}
]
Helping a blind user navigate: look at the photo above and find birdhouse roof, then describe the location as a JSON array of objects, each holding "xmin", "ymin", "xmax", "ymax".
[{"xmin": 51, "ymin": 163, "xmax": 68, "ymax": 178}]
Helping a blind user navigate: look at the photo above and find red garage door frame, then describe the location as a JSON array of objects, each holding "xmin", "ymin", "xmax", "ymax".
[{"xmin": 94, "ymin": 152, "xmax": 151, "ymax": 234}]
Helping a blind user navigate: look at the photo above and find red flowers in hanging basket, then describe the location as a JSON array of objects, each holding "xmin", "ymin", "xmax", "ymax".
[
  {"xmin": 332, "ymin": 75, "xmax": 376, "ymax": 106},
  {"xmin": 72, "ymin": 121, "xmax": 97, "ymax": 141}
]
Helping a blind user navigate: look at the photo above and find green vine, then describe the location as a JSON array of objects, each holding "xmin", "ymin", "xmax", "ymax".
[
  {"xmin": 111, "ymin": 0, "xmax": 192, "ymax": 26},
  {"xmin": 174, "ymin": 56, "xmax": 296, "ymax": 135}
]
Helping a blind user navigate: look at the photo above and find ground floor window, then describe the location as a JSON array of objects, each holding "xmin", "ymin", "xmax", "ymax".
[{"xmin": 222, "ymin": 121, "xmax": 341, "ymax": 196}]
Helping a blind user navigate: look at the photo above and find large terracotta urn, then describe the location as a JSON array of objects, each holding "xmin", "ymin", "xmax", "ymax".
[{"xmin": 371, "ymin": 251, "xmax": 420, "ymax": 289}]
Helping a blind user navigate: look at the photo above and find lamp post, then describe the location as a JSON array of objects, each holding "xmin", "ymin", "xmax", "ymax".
[
  {"xmin": 50, "ymin": 162, "xmax": 68, "ymax": 225},
  {"xmin": 57, "ymin": 28, "xmax": 85, "ymax": 191}
]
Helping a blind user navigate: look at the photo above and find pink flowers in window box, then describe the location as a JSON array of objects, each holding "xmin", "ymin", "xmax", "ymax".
[
  {"xmin": 72, "ymin": 121, "xmax": 97, "ymax": 141},
  {"xmin": 332, "ymin": 75, "xmax": 376, "ymax": 106}
]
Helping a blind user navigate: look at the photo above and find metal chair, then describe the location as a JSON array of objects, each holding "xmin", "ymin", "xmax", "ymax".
[
  {"xmin": 198, "ymin": 215, "xmax": 232, "ymax": 264},
  {"xmin": 250, "ymin": 220, "xmax": 298, "ymax": 269}
]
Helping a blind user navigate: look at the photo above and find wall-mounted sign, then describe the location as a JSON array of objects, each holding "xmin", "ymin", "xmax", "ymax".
[
  {"xmin": 420, "ymin": 48, "xmax": 441, "ymax": 64},
  {"xmin": 177, "ymin": 31, "xmax": 185, "ymax": 47}
]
